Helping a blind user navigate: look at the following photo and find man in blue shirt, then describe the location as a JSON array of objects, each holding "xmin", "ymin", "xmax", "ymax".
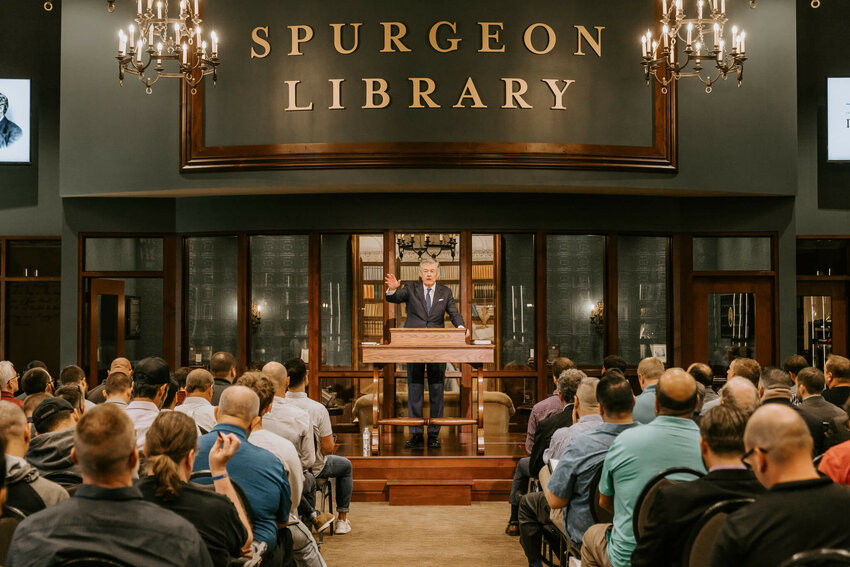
[
  {"xmin": 518, "ymin": 372, "xmax": 637, "ymax": 567},
  {"xmin": 581, "ymin": 368, "xmax": 706, "ymax": 567},
  {"xmin": 194, "ymin": 386, "xmax": 291, "ymax": 564},
  {"xmin": 632, "ymin": 357, "xmax": 664, "ymax": 424}
]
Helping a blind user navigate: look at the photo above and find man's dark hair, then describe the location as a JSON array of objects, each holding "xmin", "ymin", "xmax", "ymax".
[
  {"xmin": 21, "ymin": 368, "xmax": 52, "ymax": 395},
  {"xmin": 552, "ymin": 357, "xmax": 577, "ymax": 380},
  {"xmin": 783, "ymin": 354, "xmax": 808, "ymax": 376},
  {"xmin": 759, "ymin": 367, "xmax": 793, "ymax": 391},
  {"xmin": 596, "ymin": 373, "xmax": 635, "ymax": 416},
  {"xmin": 700, "ymin": 404, "xmax": 748, "ymax": 456},
  {"xmin": 58, "ymin": 365, "xmax": 86, "ymax": 386},
  {"xmin": 210, "ymin": 352, "xmax": 236, "ymax": 378},
  {"xmin": 688, "ymin": 363, "xmax": 714, "ymax": 388},
  {"xmin": 105, "ymin": 372, "xmax": 132, "ymax": 395},
  {"xmin": 826, "ymin": 355, "xmax": 850, "ymax": 381},
  {"xmin": 603, "ymin": 355, "xmax": 627, "ymax": 373},
  {"xmin": 55, "ymin": 385, "xmax": 84, "ymax": 412},
  {"xmin": 730, "ymin": 358, "xmax": 761, "ymax": 386},
  {"xmin": 796, "ymin": 367, "xmax": 825, "ymax": 396},
  {"xmin": 134, "ymin": 381, "xmax": 163, "ymax": 400},
  {"xmin": 161, "ymin": 379, "xmax": 179, "ymax": 408},
  {"xmin": 25, "ymin": 360, "xmax": 48, "ymax": 372},
  {"xmin": 172, "ymin": 367, "xmax": 192, "ymax": 389},
  {"xmin": 285, "ymin": 358, "xmax": 308, "ymax": 388}
]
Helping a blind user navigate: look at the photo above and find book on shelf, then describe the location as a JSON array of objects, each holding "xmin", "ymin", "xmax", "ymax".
[
  {"xmin": 362, "ymin": 284, "xmax": 382, "ymax": 299},
  {"xmin": 473, "ymin": 282, "xmax": 494, "ymax": 299},
  {"xmin": 362, "ymin": 265, "xmax": 383, "ymax": 281},
  {"xmin": 362, "ymin": 319, "xmax": 383, "ymax": 336},
  {"xmin": 363, "ymin": 303, "xmax": 383, "ymax": 317},
  {"xmin": 472, "ymin": 264, "xmax": 494, "ymax": 279}
]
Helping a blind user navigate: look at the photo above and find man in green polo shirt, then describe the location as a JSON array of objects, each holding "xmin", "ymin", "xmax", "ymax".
[{"xmin": 581, "ymin": 368, "xmax": 706, "ymax": 567}]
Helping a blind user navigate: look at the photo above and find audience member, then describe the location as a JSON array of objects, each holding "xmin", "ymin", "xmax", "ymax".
[
  {"xmin": 0, "ymin": 362, "xmax": 22, "ymax": 408},
  {"xmin": 759, "ymin": 367, "xmax": 825, "ymax": 455},
  {"xmin": 26, "ymin": 397, "xmax": 81, "ymax": 476},
  {"xmin": 138, "ymin": 411, "xmax": 251, "ymax": 567},
  {"xmin": 689, "ymin": 363, "xmax": 719, "ymax": 414},
  {"xmin": 797, "ymin": 367, "xmax": 846, "ymax": 424},
  {"xmin": 210, "ymin": 351, "xmax": 237, "ymax": 405},
  {"xmin": 160, "ymin": 379, "xmax": 181, "ymax": 411},
  {"xmin": 582, "ymin": 368, "xmax": 706, "ymax": 567},
  {"xmin": 0, "ymin": 401, "xmax": 67, "ymax": 515},
  {"xmin": 518, "ymin": 373, "xmax": 637, "ymax": 567},
  {"xmin": 194, "ymin": 386, "xmax": 291, "ymax": 564},
  {"xmin": 126, "ymin": 357, "xmax": 171, "ymax": 451},
  {"xmin": 711, "ymin": 404, "xmax": 850, "ymax": 567},
  {"xmin": 57, "ymin": 365, "xmax": 95, "ymax": 411},
  {"xmin": 22, "ymin": 392, "xmax": 51, "ymax": 437},
  {"xmin": 507, "ymin": 369, "xmax": 581, "ymax": 535},
  {"xmin": 727, "ymin": 357, "xmax": 761, "ymax": 387},
  {"xmin": 237, "ymin": 372, "xmax": 327, "ymax": 567},
  {"xmin": 20, "ymin": 367, "xmax": 52, "ymax": 398},
  {"xmin": 632, "ymin": 357, "xmax": 665, "ymax": 424},
  {"xmin": 783, "ymin": 354, "xmax": 808, "ymax": 405},
  {"xmin": 176, "ymin": 369, "xmax": 217, "ymax": 433},
  {"xmin": 87, "ymin": 357, "xmax": 132, "ymax": 405},
  {"xmin": 631, "ymin": 404, "xmax": 765, "ymax": 567},
  {"xmin": 172, "ymin": 366, "xmax": 192, "ymax": 406},
  {"xmin": 284, "ymin": 358, "xmax": 353, "ymax": 535},
  {"xmin": 54, "ymin": 385, "xmax": 85, "ymax": 416},
  {"xmin": 546, "ymin": 377, "xmax": 601, "ymax": 461},
  {"xmin": 8, "ymin": 404, "xmax": 213, "ymax": 566},
  {"xmin": 261, "ymin": 362, "xmax": 330, "ymax": 536},
  {"xmin": 824, "ymin": 354, "xmax": 850, "ymax": 409},
  {"xmin": 525, "ymin": 357, "xmax": 577, "ymax": 455},
  {"xmin": 818, "ymin": 399, "xmax": 850, "ymax": 484},
  {"xmin": 603, "ymin": 355, "xmax": 628, "ymax": 374},
  {"xmin": 103, "ymin": 371, "xmax": 133, "ymax": 407},
  {"xmin": 719, "ymin": 377, "xmax": 760, "ymax": 416}
]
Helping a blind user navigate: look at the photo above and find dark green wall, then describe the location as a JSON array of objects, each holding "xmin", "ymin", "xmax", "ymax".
[{"xmin": 0, "ymin": 0, "xmax": 62, "ymax": 235}]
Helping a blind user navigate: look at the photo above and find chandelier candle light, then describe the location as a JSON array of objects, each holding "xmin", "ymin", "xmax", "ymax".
[
  {"xmin": 115, "ymin": 0, "xmax": 219, "ymax": 94},
  {"xmin": 640, "ymin": 0, "xmax": 747, "ymax": 93}
]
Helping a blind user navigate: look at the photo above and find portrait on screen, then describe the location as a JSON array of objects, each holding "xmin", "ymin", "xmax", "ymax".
[{"xmin": 0, "ymin": 79, "xmax": 31, "ymax": 164}]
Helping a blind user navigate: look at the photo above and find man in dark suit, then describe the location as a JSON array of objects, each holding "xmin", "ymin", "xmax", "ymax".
[
  {"xmin": 631, "ymin": 404, "xmax": 765, "ymax": 567},
  {"xmin": 385, "ymin": 258, "xmax": 465, "ymax": 449},
  {"xmin": 0, "ymin": 93, "xmax": 22, "ymax": 149}
]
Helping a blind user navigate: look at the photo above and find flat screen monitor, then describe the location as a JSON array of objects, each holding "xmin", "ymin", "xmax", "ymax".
[{"xmin": 828, "ymin": 77, "xmax": 850, "ymax": 162}]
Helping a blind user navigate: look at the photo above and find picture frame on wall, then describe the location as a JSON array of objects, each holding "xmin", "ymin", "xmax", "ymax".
[
  {"xmin": 0, "ymin": 79, "xmax": 31, "ymax": 164},
  {"xmin": 125, "ymin": 296, "xmax": 142, "ymax": 339},
  {"xmin": 650, "ymin": 343, "xmax": 667, "ymax": 363}
]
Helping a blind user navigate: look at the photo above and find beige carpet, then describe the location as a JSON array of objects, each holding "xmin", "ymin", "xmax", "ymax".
[{"xmin": 319, "ymin": 501, "xmax": 528, "ymax": 567}]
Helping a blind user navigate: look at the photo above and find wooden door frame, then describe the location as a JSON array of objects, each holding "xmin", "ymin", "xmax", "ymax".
[
  {"xmin": 797, "ymin": 280, "xmax": 849, "ymax": 358},
  {"xmin": 88, "ymin": 278, "xmax": 126, "ymax": 389}
]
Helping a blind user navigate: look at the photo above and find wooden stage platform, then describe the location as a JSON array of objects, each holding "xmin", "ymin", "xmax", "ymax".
[{"xmin": 339, "ymin": 431, "xmax": 525, "ymax": 505}]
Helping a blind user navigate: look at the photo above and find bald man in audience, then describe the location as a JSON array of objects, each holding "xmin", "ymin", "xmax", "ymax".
[
  {"xmin": 727, "ymin": 357, "xmax": 761, "ymax": 387},
  {"xmin": 632, "ymin": 357, "xmax": 665, "ymax": 424},
  {"xmin": 711, "ymin": 405, "xmax": 850, "ymax": 567},
  {"xmin": 88, "ymin": 358, "xmax": 132, "ymax": 405},
  {"xmin": 719, "ymin": 377, "xmax": 760, "ymax": 416},
  {"xmin": 194, "ymin": 386, "xmax": 291, "ymax": 565},
  {"xmin": 0, "ymin": 401, "xmax": 67, "ymax": 516},
  {"xmin": 631, "ymin": 404, "xmax": 764, "ymax": 567},
  {"xmin": 7, "ymin": 404, "xmax": 213, "ymax": 566},
  {"xmin": 582, "ymin": 368, "xmax": 706, "ymax": 567},
  {"xmin": 175, "ymin": 369, "xmax": 217, "ymax": 433}
]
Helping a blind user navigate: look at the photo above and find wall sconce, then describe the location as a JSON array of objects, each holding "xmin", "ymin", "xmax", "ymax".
[
  {"xmin": 589, "ymin": 301, "xmax": 605, "ymax": 334},
  {"xmin": 250, "ymin": 303, "xmax": 262, "ymax": 331}
]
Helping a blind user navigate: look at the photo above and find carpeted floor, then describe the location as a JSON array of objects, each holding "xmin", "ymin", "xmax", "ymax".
[{"xmin": 319, "ymin": 501, "xmax": 528, "ymax": 567}]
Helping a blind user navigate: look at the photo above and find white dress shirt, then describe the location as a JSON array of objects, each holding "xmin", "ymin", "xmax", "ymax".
[
  {"xmin": 249, "ymin": 429, "xmax": 303, "ymax": 516},
  {"xmin": 175, "ymin": 396, "xmax": 217, "ymax": 433},
  {"xmin": 125, "ymin": 400, "xmax": 160, "ymax": 451},
  {"xmin": 283, "ymin": 392, "xmax": 332, "ymax": 475},
  {"xmin": 263, "ymin": 396, "xmax": 315, "ymax": 470}
]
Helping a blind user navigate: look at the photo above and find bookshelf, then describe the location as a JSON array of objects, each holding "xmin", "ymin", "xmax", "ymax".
[{"xmin": 471, "ymin": 236, "xmax": 501, "ymax": 370}]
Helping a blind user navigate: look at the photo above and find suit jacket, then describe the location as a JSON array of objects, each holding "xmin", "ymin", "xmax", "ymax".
[
  {"xmin": 0, "ymin": 117, "xmax": 22, "ymax": 148},
  {"xmin": 631, "ymin": 468, "xmax": 765, "ymax": 567},
  {"xmin": 529, "ymin": 404, "xmax": 574, "ymax": 477},
  {"xmin": 800, "ymin": 395, "xmax": 847, "ymax": 425},
  {"xmin": 385, "ymin": 281, "xmax": 464, "ymax": 329}
]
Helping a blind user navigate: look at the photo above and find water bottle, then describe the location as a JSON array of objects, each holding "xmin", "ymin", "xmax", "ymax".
[{"xmin": 362, "ymin": 427, "xmax": 371, "ymax": 456}]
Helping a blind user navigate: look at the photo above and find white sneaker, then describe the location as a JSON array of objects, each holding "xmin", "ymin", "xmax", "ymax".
[{"xmin": 334, "ymin": 518, "xmax": 351, "ymax": 535}]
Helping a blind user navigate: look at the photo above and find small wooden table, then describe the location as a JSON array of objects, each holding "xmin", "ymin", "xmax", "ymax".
[{"xmin": 361, "ymin": 328, "xmax": 495, "ymax": 456}]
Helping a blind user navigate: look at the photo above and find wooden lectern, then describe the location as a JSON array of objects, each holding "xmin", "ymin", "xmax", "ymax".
[{"xmin": 361, "ymin": 328, "xmax": 495, "ymax": 456}]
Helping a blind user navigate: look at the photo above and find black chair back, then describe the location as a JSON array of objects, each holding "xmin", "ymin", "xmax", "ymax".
[
  {"xmin": 589, "ymin": 465, "xmax": 613, "ymax": 524},
  {"xmin": 779, "ymin": 549, "xmax": 850, "ymax": 567},
  {"xmin": 633, "ymin": 467, "xmax": 704, "ymax": 542},
  {"xmin": 681, "ymin": 498, "xmax": 755, "ymax": 567}
]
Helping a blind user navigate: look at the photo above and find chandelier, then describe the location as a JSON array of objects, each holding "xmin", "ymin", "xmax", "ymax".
[
  {"xmin": 114, "ymin": 0, "xmax": 219, "ymax": 94},
  {"xmin": 640, "ymin": 0, "xmax": 748, "ymax": 94},
  {"xmin": 397, "ymin": 234, "xmax": 457, "ymax": 261}
]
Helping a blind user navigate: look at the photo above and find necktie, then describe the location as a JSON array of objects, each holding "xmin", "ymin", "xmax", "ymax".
[{"xmin": 425, "ymin": 287, "xmax": 432, "ymax": 313}]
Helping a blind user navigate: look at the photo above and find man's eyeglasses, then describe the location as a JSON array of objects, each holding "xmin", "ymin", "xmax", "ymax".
[{"xmin": 741, "ymin": 447, "xmax": 768, "ymax": 469}]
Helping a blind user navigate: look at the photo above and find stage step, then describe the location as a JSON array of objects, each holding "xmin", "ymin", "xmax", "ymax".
[{"xmin": 387, "ymin": 480, "xmax": 474, "ymax": 506}]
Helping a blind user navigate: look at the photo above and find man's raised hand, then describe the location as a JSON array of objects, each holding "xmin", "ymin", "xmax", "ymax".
[{"xmin": 385, "ymin": 273, "xmax": 401, "ymax": 291}]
